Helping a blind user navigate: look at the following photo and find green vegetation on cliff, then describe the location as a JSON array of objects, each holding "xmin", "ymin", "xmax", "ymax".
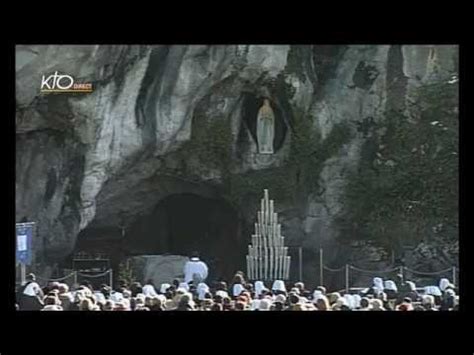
[{"xmin": 339, "ymin": 79, "xmax": 458, "ymax": 249}]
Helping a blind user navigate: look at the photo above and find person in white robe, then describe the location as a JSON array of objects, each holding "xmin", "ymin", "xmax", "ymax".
[{"xmin": 183, "ymin": 252, "xmax": 208, "ymax": 284}]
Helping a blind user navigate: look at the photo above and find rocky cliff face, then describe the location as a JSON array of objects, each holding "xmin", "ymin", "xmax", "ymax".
[{"xmin": 15, "ymin": 45, "xmax": 458, "ymax": 285}]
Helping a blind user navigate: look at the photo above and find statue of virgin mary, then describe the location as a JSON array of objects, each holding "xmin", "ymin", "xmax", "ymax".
[{"xmin": 256, "ymin": 98, "xmax": 275, "ymax": 154}]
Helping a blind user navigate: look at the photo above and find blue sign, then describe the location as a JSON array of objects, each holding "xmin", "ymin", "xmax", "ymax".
[{"xmin": 16, "ymin": 222, "xmax": 34, "ymax": 265}]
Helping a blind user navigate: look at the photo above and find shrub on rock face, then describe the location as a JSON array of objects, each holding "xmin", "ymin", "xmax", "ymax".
[{"xmin": 339, "ymin": 78, "xmax": 459, "ymax": 252}]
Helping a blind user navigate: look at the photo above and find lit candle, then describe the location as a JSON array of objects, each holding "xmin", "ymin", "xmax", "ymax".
[
  {"xmin": 247, "ymin": 255, "xmax": 251, "ymax": 277},
  {"xmin": 264, "ymin": 248, "xmax": 268, "ymax": 280},
  {"xmin": 269, "ymin": 247, "xmax": 274, "ymax": 280},
  {"xmin": 273, "ymin": 222, "xmax": 277, "ymax": 245},
  {"xmin": 270, "ymin": 200, "xmax": 274, "ymax": 224},
  {"xmin": 286, "ymin": 256, "xmax": 291, "ymax": 280}
]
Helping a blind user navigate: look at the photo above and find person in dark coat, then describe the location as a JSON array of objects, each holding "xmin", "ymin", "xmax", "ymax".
[{"xmin": 18, "ymin": 273, "xmax": 44, "ymax": 311}]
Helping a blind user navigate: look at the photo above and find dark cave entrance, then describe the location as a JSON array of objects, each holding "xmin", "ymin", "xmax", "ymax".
[
  {"xmin": 122, "ymin": 193, "xmax": 248, "ymax": 282},
  {"xmin": 125, "ymin": 193, "xmax": 247, "ymax": 280},
  {"xmin": 73, "ymin": 193, "xmax": 250, "ymax": 283}
]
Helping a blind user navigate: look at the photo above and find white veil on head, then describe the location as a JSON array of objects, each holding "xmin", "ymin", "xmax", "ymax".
[
  {"xmin": 373, "ymin": 277, "xmax": 384, "ymax": 292},
  {"xmin": 424, "ymin": 286, "xmax": 442, "ymax": 297},
  {"xmin": 197, "ymin": 283, "xmax": 209, "ymax": 300},
  {"xmin": 406, "ymin": 281, "xmax": 416, "ymax": 291},
  {"xmin": 384, "ymin": 280, "xmax": 398, "ymax": 292},
  {"xmin": 272, "ymin": 280, "xmax": 286, "ymax": 292},
  {"xmin": 439, "ymin": 278, "xmax": 450, "ymax": 291},
  {"xmin": 233, "ymin": 283, "xmax": 245, "ymax": 297},
  {"xmin": 255, "ymin": 281, "xmax": 265, "ymax": 296},
  {"xmin": 160, "ymin": 283, "xmax": 171, "ymax": 294}
]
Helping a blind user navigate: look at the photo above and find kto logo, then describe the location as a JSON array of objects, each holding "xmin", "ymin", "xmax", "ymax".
[{"xmin": 40, "ymin": 71, "xmax": 93, "ymax": 93}]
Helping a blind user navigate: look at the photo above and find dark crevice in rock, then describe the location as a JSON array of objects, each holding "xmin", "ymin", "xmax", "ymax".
[
  {"xmin": 135, "ymin": 46, "xmax": 171, "ymax": 146},
  {"xmin": 312, "ymin": 45, "xmax": 348, "ymax": 90},
  {"xmin": 386, "ymin": 45, "xmax": 409, "ymax": 113},
  {"xmin": 352, "ymin": 61, "xmax": 379, "ymax": 90},
  {"xmin": 44, "ymin": 168, "xmax": 57, "ymax": 203}
]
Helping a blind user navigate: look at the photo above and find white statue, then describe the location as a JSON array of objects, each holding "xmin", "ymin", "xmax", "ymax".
[{"xmin": 257, "ymin": 98, "xmax": 275, "ymax": 154}]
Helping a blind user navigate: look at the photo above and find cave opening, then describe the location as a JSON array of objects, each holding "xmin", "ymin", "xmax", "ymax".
[{"xmin": 74, "ymin": 193, "xmax": 249, "ymax": 282}]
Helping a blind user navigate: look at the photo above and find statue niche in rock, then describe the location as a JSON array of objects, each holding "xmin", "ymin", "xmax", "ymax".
[{"xmin": 256, "ymin": 98, "xmax": 275, "ymax": 154}]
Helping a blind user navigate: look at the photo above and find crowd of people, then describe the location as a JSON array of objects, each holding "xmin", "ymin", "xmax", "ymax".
[{"xmin": 16, "ymin": 270, "xmax": 459, "ymax": 311}]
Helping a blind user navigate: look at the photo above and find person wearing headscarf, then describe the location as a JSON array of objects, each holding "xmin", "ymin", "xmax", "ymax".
[
  {"xmin": 383, "ymin": 280, "xmax": 398, "ymax": 300},
  {"xmin": 160, "ymin": 283, "xmax": 171, "ymax": 294},
  {"xmin": 372, "ymin": 277, "xmax": 384, "ymax": 294},
  {"xmin": 404, "ymin": 281, "xmax": 420, "ymax": 303},
  {"xmin": 294, "ymin": 282, "xmax": 305, "ymax": 294},
  {"xmin": 316, "ymin": 286, "xmax": 327, "ymax": 295},
  {"xmin": 272, "ymin": 280, "xmax": 287, "ymax": 294},
  {"xmin": 215, "ymin": 289, "xmax": 229, "ymax": 299},
  {"xmin": 232, "ymin": 281, "xmax": 246, "ymax": 298},
  {"xmin": 439, "ymin": 278, "xmax": 450, "ymax": 292},
  {"xmin": 312, "ymin": 290, "xmax": 324, "ymax": 302},
  {"xmin": 230, "ymin": 274, "xmax": 245, "ymax": 297},
  {"xmin": 142, "ymin": 279, "xmax": 158, "ymax": 297},
  {"xmin": 275, "ymin": 294, "xmax": 286, "ymax": 305},
  {"xmin": 18, "ymin": 273, "xmax": 44, "ymax": 311},
  {"xmin": 254, "ymin": 281, "xmax": 266, "ymax": 298},
  {"xmin": 197, "ymin": 282, "xmax": 210, "ymax": 301},
  {"xmin": 290, "ymin": 287, "xmax": 300, "ymax": 295},
  {"xmin": 184, "ymin": 252, "xmax": 208, "ymax": 284}
]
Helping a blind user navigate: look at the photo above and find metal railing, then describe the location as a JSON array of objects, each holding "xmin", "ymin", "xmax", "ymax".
[{"xmin": 32, "ymin": 269, "xmax": 114, "ymax": 289}]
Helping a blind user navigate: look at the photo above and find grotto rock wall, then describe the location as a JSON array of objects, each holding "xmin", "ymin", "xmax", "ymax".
[{"xmin": 16, "ymin": 45, "xmax": 458, "ymax": 285}]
